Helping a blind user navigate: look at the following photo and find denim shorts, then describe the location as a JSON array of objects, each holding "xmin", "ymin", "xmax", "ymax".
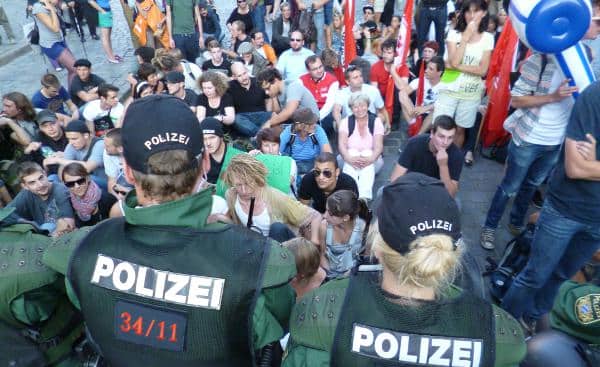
[{"xmin": 41, "ymin": 41, "xmax": 68, "ymax": 60}]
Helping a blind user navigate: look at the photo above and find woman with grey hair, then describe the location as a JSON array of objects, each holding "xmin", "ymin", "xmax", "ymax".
[{"xmin": 337, "ymin": 92, "xmax": 384, "ymax": 200}]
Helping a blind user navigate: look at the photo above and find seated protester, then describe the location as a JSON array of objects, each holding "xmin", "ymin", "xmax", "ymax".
[
  {"xmin": 280, "ymin": 108, "xmax": 333, "ymax": 177},
  {"xmin": 0, "ymin": 179, "xmax": 12, "ymax": 207},
  {"xmin": 271, "ymin": 2, "xmax": 293, "ymax": 55},
  {"xmin": 276, "ymin": 30, "xmax": 315, "ymax": 84},
  {"xmin": 165, "ymin": 71, "xmax": 199, "ymax": 112},
  {"xmin": 370, "ymin": 38, "xmax": 410, "ymax": 106},
  {"xmin": 224, "ymin": 20, "xmax": 252, "ymax": 59},
  {"xmin": 257, "ymin": 68, "xmax": 320, "ymax": 129},
  {"xmin": 1, "ymin": 92, "xmax": 38, "ymax": 149},
  {"xmin": 250, "ymin": 30, "xmax": 277, "ymax": 65},
  {"xmin": 409, "ymin": 40, "xmax": 439, "ymax": 80},
  {"xmin": 300, "ymin": 55, "xmax": 340, "ymax": 137},
  {"xmin": 196, "ymin": 71, "xmax": 235, "ymax": 127},
  {"xmin": 31, "ymin": 73, "xmax": 80, "ymax": 123},
  {"xmin": 237, "ymin": 42, "xmax": 270, "ymax": 77},
  {"xmin": 61, "ymin": 162, "xmax": 116, "ymax": 227},
  {"xmin": 333, "ymin": 65, "xmax": 388, "ymax": 131},
  {"xmin": 229, "ymin": 62, "xmax": 273, "ymax": 137},
  {"xmin": 283, "ymin": 237, "xmax": 326, "ymax": 300},
  {"xmin": 168, "ymin": 48, "xmax": 203, "ymax": 95},
  {"xmin": 69, "ymin": 58, "xmax": 106, "ymax": 108},
  {"xmin": 202, "ymin": 39, "xmax": 233, "ymax": 77},
  {"xmin": 126, "ymin": 46, "xmax": 155, "ymax": 88},
  {"xmin": 390, "ymin": 115, "xmax": 463, "ymax": 198},
  {"xmin": 298, "ymin": 152, "xmax": 359, "ymax": 214},
  {"xmin": 198, "ymin": 0, "xmax": 221, "ymax": 44},
  {"xmin": 43, "ymin": 120, "xmax": 107, "ymax": 190},
  {"xmin": 222, "ymin": 154, "xmax": 321, "ymax": 243},
  {"xmin": 318, "ymin": 190, "xmax": 367, "ymax": 279},
  {"xmin": 102, "ymin": 128, "xmax": 133, "ymax": 201},
  {"xmin": 22, "ymin": 110, "xmax": 68, "ymax": 180},
  {"xmin": 132, "ymin": 81, "xmax": 155, "ymax": 100},
  {"xmin": 338, "ymin": 93, "xmax": 384, "ymax": 200},
  {"xmin": 201, "ymin": 117, "xmax": 244, "ymax": 190},
  {"xmin": 281, "ymin": 173, "xmax": 527, "ymax": 367},
  {"xmin": 8, "ymin": 161, "xmax": 74, "ymax": 234},
  {"xmin": 250, "ymin": 127, "xmax": 298, "ymax": 196},
  {"xmin": 136, "ymin": 62, "xmax": 165, "ymax": 94},
  {"xmin": 81, "ymin": 84, "xmax": 124, "ymax": 136},
  {"xmin": 399, "ymin": 56, "xmax": 444, "ymax": 135}
]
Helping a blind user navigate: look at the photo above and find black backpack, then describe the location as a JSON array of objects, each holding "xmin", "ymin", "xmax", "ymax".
[
  {"xmin": 485, "ymin": 224, "xmax": 535, "ymax": 302},
  {"xmin": 347, "ymin": 112, "xmax": 376, "ymax": 137}
]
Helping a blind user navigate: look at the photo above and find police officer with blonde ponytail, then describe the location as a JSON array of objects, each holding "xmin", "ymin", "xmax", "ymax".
[{"xmin": 282, "ymin": 172, "xmax": 526, "ymax": 367}]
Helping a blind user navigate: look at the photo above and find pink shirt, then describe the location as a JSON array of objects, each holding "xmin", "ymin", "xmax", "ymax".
[{"xmin": 339, "ymin": 116, "xmax": 384, "ymax": 152}]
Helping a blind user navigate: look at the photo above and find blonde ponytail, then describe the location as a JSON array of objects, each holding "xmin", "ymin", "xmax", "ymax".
[{"xmin": 373, "ymin": 233, "xmax": 461, "ymax": 296}]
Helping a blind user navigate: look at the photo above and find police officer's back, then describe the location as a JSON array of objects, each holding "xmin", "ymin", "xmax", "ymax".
[
  {"xmin": 282, "ymin": 173, "xmax": 527, "ymax": 367},
  {"xmin": 43, "ymin": 95, "xmax": 297, "ymax": 366}
]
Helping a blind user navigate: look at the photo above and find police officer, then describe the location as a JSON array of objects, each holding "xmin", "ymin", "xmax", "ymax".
[
  {"xmin": 0, "ymin": 207, "xmax": 83, "ymax": 367},
  {"xmin": 42, "ymin": 95, "xmax": 297, "ymax": 366},
  {"xmin": 282, "ymin": 172, "xmax": 527, "ymax": 367}
]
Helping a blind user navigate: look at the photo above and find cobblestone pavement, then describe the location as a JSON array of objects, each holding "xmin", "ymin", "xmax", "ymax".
[{"xmin": 0, "ymin": 0, "xmax": 561, "ymax": 271}]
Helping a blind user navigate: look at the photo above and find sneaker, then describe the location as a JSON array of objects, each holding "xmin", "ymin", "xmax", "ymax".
[
  {"xmin": 507, "ymin": 223, "xmax": 523, "ymax": 237},
  {"xmin": 480, "ymin": 227, "xmax": 496, "ymax": 250},
  {"xmin": 518, "ymin": 317, "xmax": 537, "ymax": 338},
  {"xmin": 80, "ymin": 35, "xmax": 86, "ymax": 43},
  {"xmin": 91, "ymin": 34, "xmax": 100, "ymax": 40},
  {"xmin": 55, "ymin": 67, "xmax": 63, "ymax": 72},
  {"xmin": 114, "ymin": 55, "xmax": 123, "ymax": 61},
  {"xmin": 532, "ymin": 189, "xmax": 544, "ymax": 209},
  {"xmin": 107, "ymin": 58, "xmax": 121, "ymax": 64}
]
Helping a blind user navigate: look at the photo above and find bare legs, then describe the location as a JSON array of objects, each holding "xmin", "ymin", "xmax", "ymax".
[{"xmin": 57, "ymin": 48, "xmax": 76, "ymax": 86}]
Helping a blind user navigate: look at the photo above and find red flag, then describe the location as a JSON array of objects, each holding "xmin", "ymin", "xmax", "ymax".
[
  {"xmin": 384, "ymin": 0, "xmax": 414, "ymax": 126},
  {"xmin": 481, "ymin": 19, "xmax": 518, "ymax": 148},
  {"xmin": 344, "ymin": 0, "xmax": 357, "ymax": 67},
  {"xmin": 408, "ymin": 60, "xmax": 426, "ymax": 137}
]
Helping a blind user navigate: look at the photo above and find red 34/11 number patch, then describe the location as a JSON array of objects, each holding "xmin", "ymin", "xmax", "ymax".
[{"xmin": 114, "ymin": 300, "xmax": 187, "ymax": 351}]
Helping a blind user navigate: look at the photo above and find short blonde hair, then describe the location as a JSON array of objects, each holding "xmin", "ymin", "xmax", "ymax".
[
  {"xmin": 222, "ymin": 154, "xmax": 268, "ymax": 190},
  {"xmin": 283, "ymin": 237, "xmax": 321, "ymax": 280},
  {"xmin": 372, "ymin": 232, "xmax": 461, "ymax": 296}
]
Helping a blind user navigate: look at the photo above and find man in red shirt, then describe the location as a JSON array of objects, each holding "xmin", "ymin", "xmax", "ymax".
[
  {"xmin": 300, "ymin": 55, "xmax": 339, "ymax": 137},
  {"xmin": 370, "ymin": 38, "xmax": 409, "ymax": 128}
]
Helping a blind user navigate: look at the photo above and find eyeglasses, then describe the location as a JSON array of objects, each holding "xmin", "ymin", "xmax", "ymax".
[
  {"xmin": 64, "ymin": 177, "xmax": 87, "ymax": 188},
  {"xmin": 313, "ymin": 169, "xmax": 333, "ymax": 178},
  {"xmin": 290, "ymin": 38, "xmax": 303, "ymax": 42}
]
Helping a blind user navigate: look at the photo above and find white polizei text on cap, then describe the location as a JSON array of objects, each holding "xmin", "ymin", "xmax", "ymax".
[
  {"xmin": 144, "ymin": 133, "xmax": 191, "ymax": 150},
  {"xmin": 409, "ymin": 220, "xmax": 452, "ymax": 235}
]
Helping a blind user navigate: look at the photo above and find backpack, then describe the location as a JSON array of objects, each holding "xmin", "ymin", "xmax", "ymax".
[
  {"xmin": 484, "ymin": 224, "xmax": 535, "ymax": 302},
  {"xmin": 347, "ymin": 113, "xmax": 376, "ymax": 137}
]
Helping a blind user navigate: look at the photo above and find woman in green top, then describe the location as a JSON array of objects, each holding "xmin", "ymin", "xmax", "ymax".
[
  {"xmin": 433, "ymin": 0, "xmax": 493, "ymax": 165},
  {"xmin": 282, "ymin": 172, "xmax": 526, "ymax": 367}
]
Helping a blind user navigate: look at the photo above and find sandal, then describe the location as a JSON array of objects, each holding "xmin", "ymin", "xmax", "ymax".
[{"xmin": 464, "ymin": 151, "xmax": 474, "ymax": 166}]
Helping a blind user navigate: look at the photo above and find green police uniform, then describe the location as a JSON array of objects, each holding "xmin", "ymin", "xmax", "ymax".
[
  {"xmin": 43, "ymin": 188, "xmax": 297, "ymax": 366},
  {"xmin": 551, "ymin": 280, "xmax": 600, "ymax": 344},
  {"xmin": 282, "ymin": 274, "xmax": 526, "ymax": 367},
  {"xmin": 0, "ymin": 207, "xmax": 83, "ymax": 367}
]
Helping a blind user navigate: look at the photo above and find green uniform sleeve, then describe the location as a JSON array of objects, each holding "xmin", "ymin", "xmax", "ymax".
[
  {"xmin": 492, "ymin": 304, "xmax": 527, "ymax": 367},
  {"xmin": 42, "ymin": 227, "xmax": 94, "ymax": 275},
  {"xmin": 282, "ymin": 278, "xmax": 349, "ymax": 367},
  {"xmin": 550, "ymin": 280, "xmax": 600, "ymax": 344},
  {"xmin": 252, "ymin": 240, "xmax": 297, "ymax": 350}
]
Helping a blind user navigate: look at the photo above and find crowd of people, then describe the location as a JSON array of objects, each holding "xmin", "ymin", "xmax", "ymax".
[{"xmin": 1, "ymin": 0, "xmax": 600, "ymax": 366}]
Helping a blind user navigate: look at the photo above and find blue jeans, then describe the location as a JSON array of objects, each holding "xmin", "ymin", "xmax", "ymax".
[
  {"xmin": 269, "ymin": 222, "xmax": 296, "ymax": 243},
  {"xmin": 251, "ymin": 4, "xmax": 269, "ymax": 43},
  {"xmin": 313, "ymin": 9, "xmax": 325, "ymax": 53},
  {"xmin": 234, "ymin": 111, "xmax": 272, "ymax": 137},
  {"xmin": 416, "ymin": 5, "xmax": 447, "ymax": 56},
  {"xmin": 501, "ymin": 199, "xmax": 600, "ymax": 321},
  {"xmin": 320, "ymin": 112, "xmax": 335, "ymax": 138},
  {"xmin": 323, "ymin": 0, "xmax": 333, "ymax": 25},
  {"xmin": 484, "ymin": 140, "xmax": 560, "ymax": 229},
  {"xmin": 173, "ymin": 33, "xmax": 200, "ymax": 62}
]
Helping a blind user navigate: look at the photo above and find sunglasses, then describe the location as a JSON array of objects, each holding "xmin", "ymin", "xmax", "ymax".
[
  {"xmin": 313, "ymin": 169, "xmax": 333, "ymax": 178},
  {"xmin": 290, "ymin": 38, "xmax": 303, "ymax": 42},
  {"xmin": 64, "ymin": 177, "xmax": 87, "ymax": 188}
]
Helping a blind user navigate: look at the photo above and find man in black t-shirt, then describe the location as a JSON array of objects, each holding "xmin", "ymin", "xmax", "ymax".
[
  {"xmin": 69, "ymin": 59, "xmax": 106, "ymax": 107},
  {"xmin": 22, "ymin": 110, "xmax": 68, "ymax": 177},
  {"xmin": 390, "ymin": 115, "xmax": 462, "ymax": 197},
  {"xmin": 202, "ymin": 39, "xmax": 232, "ymax": 77},
  {"xmin": 298, "ymin": 152, "xmax": 359, "ymax": 213},
  {"xmin": 229, "ymin": 62, "xmax": 272, "ymax": 137},
  {"xmin": 165, "ymin": 71, "xmax": 199, "ymax": 112}
]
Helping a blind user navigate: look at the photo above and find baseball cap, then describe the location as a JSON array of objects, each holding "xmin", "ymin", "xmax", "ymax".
[
  {"xmin": 36, "ymin": 109, "xmax": 57, "ymax": 125},
  {"xmin": 238, "ymin": 42, "xmax": 254, "ymax": 55},
  {"xmin": 165, "ymin": 71, "xmax": 185, "ymax": 84},
  {"xmin": 376, "ymin": 172, "xmax": 461, "ymax": 254},
  {"xmin": 121, "ymin": 95, "xmax": 204, "ymax": 173},
  {"xmin": 200, "ymin": 117, "xmax": 224, "ymax": 137},
  {"xmin": 64, "ymin": 119, "xmax": 90, "ymax": 134},
  {"xmin": 74, "ymin": 58, "xmax": 92, "ymax": 68}
]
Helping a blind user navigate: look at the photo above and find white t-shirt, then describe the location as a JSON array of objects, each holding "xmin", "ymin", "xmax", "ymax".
[
  {"xmin": 234, "ymin": 197, "xmax": 271, "ymax": 236},
  {"xmin": 180, "ymin": 61, "xmax": 202, "ymax": 94},
  {"xmin": 409, "ymin": 78, "xmax": 441, "ymax": 106},
  {"xmin": 82, "ymin": 100, "xmax": 124, "ymax": 127},
  {"xmin": 443, "ymin": 30, "xmax": 494, "ymax": 100},
  {"xmin": 335, "ymin": 84, "xmax": 385, "ymax": 118},
  {"xmin": 527, "ymin": 68, "xmax": 574, "ymax": 145}
]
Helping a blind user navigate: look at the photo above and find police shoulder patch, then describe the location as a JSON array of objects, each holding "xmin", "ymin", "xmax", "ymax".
[{"xmin": 575, "ymin": 293, "xmax": 600, "ymax": 325}]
